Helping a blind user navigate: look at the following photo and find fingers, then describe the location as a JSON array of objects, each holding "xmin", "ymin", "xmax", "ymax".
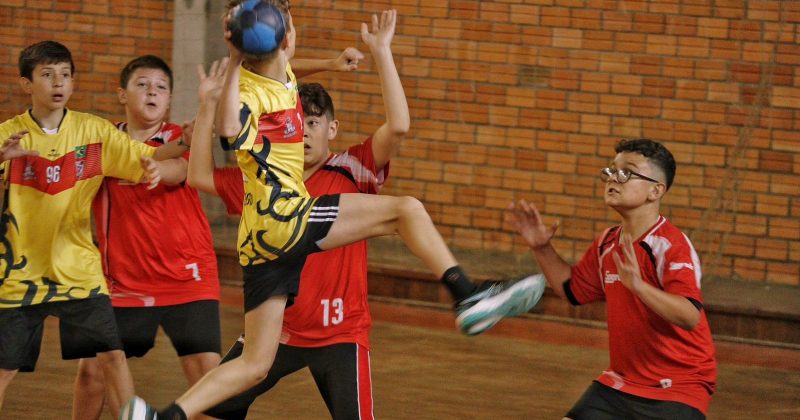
[
  {"xmin": 140, "ymin": 157, "xmax": 161, "ymax": 190},
  {"xmin": 195, "ymin": 63, "xmax": 207, "ymax": 81}
]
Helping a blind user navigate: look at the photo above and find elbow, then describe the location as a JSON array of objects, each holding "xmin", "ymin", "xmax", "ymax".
[
  {"xmin": 677, "ymin": 312, "xmax": 701, "ymax": 331},
  {"xmin": 388, "ymin": 124, "xmax": 409, "ymax": 139}
]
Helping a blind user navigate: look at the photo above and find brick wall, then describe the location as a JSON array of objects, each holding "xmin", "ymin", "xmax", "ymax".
[
  {"xmin": 0, "ymin": 1, "xmax": 797, "ymax": 286},
  {"xmin": 0, "ymin": 0, "xmax": 173, "ymax": 123},
  {"xmin": 292, "ymin": 0, "xmax": 799, "ymax": 285}
]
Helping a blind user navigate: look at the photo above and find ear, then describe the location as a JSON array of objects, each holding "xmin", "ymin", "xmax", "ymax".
[
  {"xmin": 19, "ymin": 77, "xmax": 32, "ymax": 94},
  {"xmin": 327, "ymin": 119, "xmax": 339, "ymax": 141},
  {"xmin": 648, "ymin": 183, "xmax": 667, "ymax": 201},
  {"xmin": 117, "ymin": 87, "xmax": 127, "ymax": 105}
]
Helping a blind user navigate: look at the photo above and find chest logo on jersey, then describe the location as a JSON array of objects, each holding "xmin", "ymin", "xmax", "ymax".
[{"xmin": 604, "ymin": 271, "xmax": 620, "ymax": 284}]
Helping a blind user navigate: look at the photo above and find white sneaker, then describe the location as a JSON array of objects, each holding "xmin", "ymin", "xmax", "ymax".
[
  {"xmin": 119, "ymin": 396, "xmax": 158, "ymax": 420},
  {"xmin": 455, "ymin": 274, "xmax": 546, "ymax": 336}
]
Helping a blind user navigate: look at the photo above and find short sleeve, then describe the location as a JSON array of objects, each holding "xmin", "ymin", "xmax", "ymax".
[
  {"xmin": 222, "ymin": 88, "xmax": 260, "ymax": 152},
  {"xmin": 213, "ymin": 167, "xmax": 245, "ymax": 216},
  {"xmin": 331, "ymin": 137, "xmax": 389, "ymax": 194},
  {"xmin": 100, "ymin": 122, "xmax": 155, "ymax": 182},
  {"xmin": 568, "ymin": 236, "xmax": 607, "ymax": 305}
]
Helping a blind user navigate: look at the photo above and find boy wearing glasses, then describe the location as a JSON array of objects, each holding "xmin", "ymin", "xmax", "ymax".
[{"xmin": 509, "ymin": 138, "xmax": 716, "ymax": 419}]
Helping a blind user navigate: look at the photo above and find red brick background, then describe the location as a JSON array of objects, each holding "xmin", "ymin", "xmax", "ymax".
[
  {"xmin": 0, "ymin": 0, "xmax": 797, "ymax": 285},
  {"xmin": 294, "ymin": 0, "xmax": 799, "ymax": 285},
  {"xmin": 0, "ymin": 0, "xmax": 173, "ymax": 123}
]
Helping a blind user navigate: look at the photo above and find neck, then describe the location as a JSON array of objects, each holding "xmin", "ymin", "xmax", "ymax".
[
  {"xmin": 303, "ymin": 152, "xmax": 331, "ymax": 181},
  {"xmin": 246, "ymin": 55, "xmax": 289, "ymax": 83},
  {"xmin": 125, "ymin": 120, "xmax": 163, "ymax": 142},
  {"xmin": 30, "ymin": 107, "xmax": 65, "ymax": 130},
  {"xmin": 617, "ymin": 204, "xmax": 661, "ymax": 240}
]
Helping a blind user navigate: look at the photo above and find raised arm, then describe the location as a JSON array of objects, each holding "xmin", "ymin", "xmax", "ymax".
[
  {"xmin": 291, "ymin": 47, "xmax": 364, "ymax": 79},
  {"xmin": 216, "ymin": 15, "xmax": 245, "ymax": 138},
  {"xmin": 508, "ymin": 199, "xmax": 572, "ymax": 298},
  {"xmin": 362, "ymin": 10, "xmax": 409, "ymax": 171},
  {"xmin": 187, "ymin": 58, "xmax": 230, "ymax": 196}
]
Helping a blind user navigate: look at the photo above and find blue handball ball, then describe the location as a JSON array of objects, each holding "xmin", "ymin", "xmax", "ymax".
[{"xmin": 228, "ymin": 0, "xmax": 286, "ymax": 55}]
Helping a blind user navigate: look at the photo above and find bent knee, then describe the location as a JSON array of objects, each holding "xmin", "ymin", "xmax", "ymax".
[{"xmin": 396, "ymin": 196, "xmax": 426, "ymax": 217}]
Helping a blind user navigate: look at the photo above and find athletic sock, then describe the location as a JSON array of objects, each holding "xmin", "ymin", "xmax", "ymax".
[
  {"xmin": 441, "ymin": 265, "xmax": 477, "ymax": 301},
  {"xmin": 159, "ymin": 403, "xmax": 188, "ymax": 420}
]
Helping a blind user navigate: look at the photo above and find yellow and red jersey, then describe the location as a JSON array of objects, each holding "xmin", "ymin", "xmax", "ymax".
[
  {"xmin": 223, "ymin": 64, "xmax": 310, "ymax": 267},
  {"xmin": 0, "ymin": 110, "xmax": 155, "ymax": 308},
  {"xmin": 215, "ymin": 138, "xmax": 388, "ymax": 350}
]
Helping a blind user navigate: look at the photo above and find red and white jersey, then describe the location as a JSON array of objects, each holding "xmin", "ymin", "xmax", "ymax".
[
  {"xmin": 93, "ymin": 122, "xmax": 220, "ymax": 307},
  {"xmin": 568, "ymin": 216, "xmax": 717, "ymax": 414},
  {"xmin": 215, "ymin": 138, "xmax": 387, "ymax": 349}
]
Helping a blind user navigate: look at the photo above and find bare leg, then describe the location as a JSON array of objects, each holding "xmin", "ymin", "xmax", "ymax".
[
  {"xmin": 179, "ymin": 352, "xmax": 222, "ymax": 387},
  {"xmin": 0, "ymin": 368, "xmax": 18, "ymax": 413},
  {"xmin": 96, "ymin": 349, "xmax": 134, "ymax": 419},
  {"xmin": 320, "ymin": 194, "xmax": 457, "ymax": 278},
  {"xmin": 174, "ymin": 296, "xmax": 286, "ymax": 417},
  {"xmin": 179, "ymin": 352, "xmax": 222, "ymax": 420},
  {"xmin": 72, "ymin": 358, "xmax": 106, "ymax": 420}
]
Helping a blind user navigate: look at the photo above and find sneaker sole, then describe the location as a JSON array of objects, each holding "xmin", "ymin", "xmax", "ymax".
[{"xmin": 456, "ymin": 274, "xmax": 546, "ymax": 336}]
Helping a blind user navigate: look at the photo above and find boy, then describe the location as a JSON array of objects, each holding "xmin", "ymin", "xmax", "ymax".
[
  {"xmin": 193, "ymin": 10, "xmax": 404, "ymax": 419},
  {"xmin": 122, "ymin": 4, "xmax": 544, "ymax": 419},
  {"xmin": 71, "ymin": 55, "xmax": 222, "ymax": 420},
  {"xmin": 0, "ymin": 41, "xmax": 182, "ymax": 417},
  {"xmin": 508, "ymin": 139, "xmax": 717, "ymax": 419}
]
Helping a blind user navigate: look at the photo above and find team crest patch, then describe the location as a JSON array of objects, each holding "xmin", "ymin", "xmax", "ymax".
[{"xmin": 74, "ymin": 145, "xmax": 87, "ymax": 159}]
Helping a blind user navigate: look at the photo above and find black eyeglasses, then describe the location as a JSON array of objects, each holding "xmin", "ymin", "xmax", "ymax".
[{"xmin": 600, "ymin": 167, "xmax": 661, "ymax": 184}]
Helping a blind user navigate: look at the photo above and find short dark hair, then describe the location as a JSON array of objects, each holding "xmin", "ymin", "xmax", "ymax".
[
  {"xmin": 615, "ymin": 138, "xmax": 676, "ymax": 190},
  {"xmin": 19, "ymin": 41, "xmax": 75, "ymax": 79},
  {"xmin": 119, "ymin": 55, "xmax": 173, "ymax": 90},
  {"xmin": 299, "ymin": 83, "xmax": 334, "ymax": 120}
]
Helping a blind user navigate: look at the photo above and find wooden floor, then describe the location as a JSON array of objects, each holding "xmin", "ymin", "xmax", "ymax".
[{"xmin": 4, "ymin": 290, "xmax": 800, "ymax": 419}]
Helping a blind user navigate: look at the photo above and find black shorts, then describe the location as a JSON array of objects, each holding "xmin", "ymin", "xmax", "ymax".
[
  {"xmin": 566, "ymin": 381, "xmax": 706, "ymax": 420},
  {"xmin": 206, "ymin": 338, "xmax": 373, "ymax": 420},
  {"xmin": 113, "ymin": 300, "xmax": 221, "ymax": 358},
  {"xmin": 0, "ymin": 296, "xmax": 123, "ymax": 372},
  {"xmin": 242, "ymin": 194, "xmax": 339, "ymax": 312}
]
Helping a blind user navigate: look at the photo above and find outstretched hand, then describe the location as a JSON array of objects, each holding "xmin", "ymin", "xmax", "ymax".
[
  {"xmin": 507, "ymin": 199, "xmax": 560, "ymax": 250},
  {"xmin": 361, "ymin": 9, "xmax": 397, "ymax": 51},
  {"xmin": 140, "ymin": 156, "xmax": 161, "ymax": 190},
  {"xmin": 0, "ymin": 131, "xmax": 38, "ymax": 162},
  {"xmin": 196, "ymin": 57, "xmax": 230, "ymax": 104}
]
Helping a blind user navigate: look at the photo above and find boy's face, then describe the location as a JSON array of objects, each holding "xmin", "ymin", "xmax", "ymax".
[
  {"xmin": 603, "ymin": 152, "xmax": 665, "ymax": 210},
  {"xmin": 21, "ymin": 62, "xmax": 74, "ymax": 113},
  {"xmin": 302, "ymin": 113, "xmax": 338, "ymax": 170},
  {"xmin": 118, "ymin": 67, "xmax": 172, "ymax": 126}
]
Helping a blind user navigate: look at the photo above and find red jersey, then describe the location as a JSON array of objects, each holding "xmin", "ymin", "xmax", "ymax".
[
  {"xmin": 93, "ymin": 122, "xmax": 220, "ymax": 307},
  {"xmin": 568, "ymin": 216, "xmax": 717, "ymax": 414},
  {"xmin": 215, "ymin": 138, "xmax": 386, "ymax": 349}
]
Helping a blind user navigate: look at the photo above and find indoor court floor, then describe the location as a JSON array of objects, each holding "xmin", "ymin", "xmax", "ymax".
[{"xmin": 4, "ymin": 288, "xmax": 799, "ymax": 419}]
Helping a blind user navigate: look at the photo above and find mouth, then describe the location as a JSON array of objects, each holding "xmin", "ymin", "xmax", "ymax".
[
  {"xmin": 52, "ymin": 94, "xmax": 64, "ymax": 101},
  {"xmin": 145, "ymin": 101, "xmax": 158, "ymax": 108},
  {"xmin": 607, "ymin": 186, "xmax": 620, "ymax": 194}
]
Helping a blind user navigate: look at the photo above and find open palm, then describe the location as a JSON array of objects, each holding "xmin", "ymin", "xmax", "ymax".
[{"xmin": 361, "ymin": 9, "xmax": 397, "ymax": 50}]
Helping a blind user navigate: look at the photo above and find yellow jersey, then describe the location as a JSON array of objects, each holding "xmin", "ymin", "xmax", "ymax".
[
  {"xmin": 224, "ymin": 64, "xmax": 314, "ymax": 267},
  {"xmin": 0, "ymin": 110, "xmax": 155, "ymax": 308}
]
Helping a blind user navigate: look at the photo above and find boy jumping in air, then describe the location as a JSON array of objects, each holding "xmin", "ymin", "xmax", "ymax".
[{"xmin": 122, "ymin": 3, "xmax": 544, "ymax": 419}]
